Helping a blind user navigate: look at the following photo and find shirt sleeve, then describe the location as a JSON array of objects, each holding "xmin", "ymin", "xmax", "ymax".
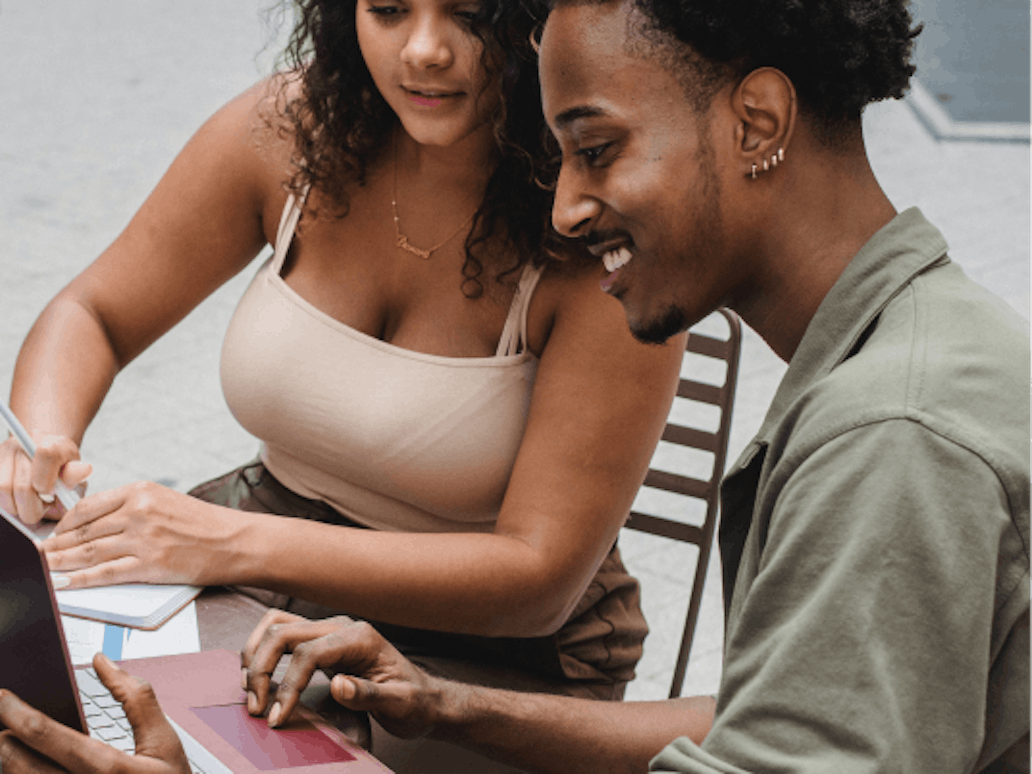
[{"xmin": 650, "ymin": 418, "xmax": 1016, "ymax": 774}]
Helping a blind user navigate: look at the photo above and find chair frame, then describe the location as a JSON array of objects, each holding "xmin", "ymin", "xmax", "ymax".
[{"xmin": 624, "ymin": 307, "xmax": 742, "ymax": 698}]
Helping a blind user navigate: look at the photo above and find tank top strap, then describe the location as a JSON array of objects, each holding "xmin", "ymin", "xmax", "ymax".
[
  {"xmin": 495, "ymin": 263, "xmax": 546, "ymax": 357},
  {"xmin": 270, "ymin": 188, "xmax": 309, "ymax": 276}
]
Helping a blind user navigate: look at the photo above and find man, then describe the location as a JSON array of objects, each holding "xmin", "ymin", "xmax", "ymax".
[{"xmin": 2, "ymin": 0, "xmax": 1028, "ymax": 771}]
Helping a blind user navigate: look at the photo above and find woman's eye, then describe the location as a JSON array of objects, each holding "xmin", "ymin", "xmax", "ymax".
[
  {"xmin": 368, "ymin": 5, "xmax": 403, "ymax": 18},
  {"xmin": 576, "ymin": 143, "xmax": 611, "ymax": 165},
  {"xmin": 454, "ymin": 6, "xmax": 482, "ymax": 23}
]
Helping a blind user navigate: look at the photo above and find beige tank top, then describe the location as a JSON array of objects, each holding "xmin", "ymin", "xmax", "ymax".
[{"xmin": 220, "ymin": 194, "xmax": 544, "ymax": 533}]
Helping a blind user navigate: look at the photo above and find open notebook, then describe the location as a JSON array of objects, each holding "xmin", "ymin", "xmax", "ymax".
[{"xmin": 31, "ymin": 520, "xmax": 201, "ymax": 629}]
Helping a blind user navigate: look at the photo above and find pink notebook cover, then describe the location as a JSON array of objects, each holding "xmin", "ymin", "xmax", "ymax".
[{"xmin": 121, "ymin": 650, "xmax": 392, "ymax": 773}]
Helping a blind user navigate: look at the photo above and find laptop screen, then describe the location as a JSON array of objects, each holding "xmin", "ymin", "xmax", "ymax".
[{"xmin": 0, "ymin": 506, "xmax": 85, "ymax": 733}]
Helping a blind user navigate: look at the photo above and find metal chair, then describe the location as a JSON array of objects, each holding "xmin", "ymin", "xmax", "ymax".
[{"xmin": 623, "ymin": 307, "xmax": 742, "ymax": 698}]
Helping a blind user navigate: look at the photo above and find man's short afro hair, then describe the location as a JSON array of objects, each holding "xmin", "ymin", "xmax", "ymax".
[{"xmin": 635, "ymin": 0, "xmax": 922, "ymax": 128}]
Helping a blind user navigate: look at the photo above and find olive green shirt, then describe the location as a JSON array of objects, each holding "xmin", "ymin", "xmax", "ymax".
[{"xmin": 652, "ymin": 209, "xmax": 1030, "ymax": 773}]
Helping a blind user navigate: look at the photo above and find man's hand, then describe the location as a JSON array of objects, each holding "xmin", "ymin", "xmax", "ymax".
[
  {"xmin": 241, "ymin": 610, "xmax": 445, "ymax": 740},
  {"xmin": 0, "ymin": 653, "xmax": 190, "ymax": 773}
]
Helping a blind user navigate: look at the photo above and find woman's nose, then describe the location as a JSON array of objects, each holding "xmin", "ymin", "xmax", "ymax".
[{"xmin": 400, "ymin": 16, "xmax": 454, "ymax": 70}]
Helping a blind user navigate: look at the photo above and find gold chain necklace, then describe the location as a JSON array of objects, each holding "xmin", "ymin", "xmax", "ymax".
[{"xmin": 391, "ymin": 142, "xmax": 478, "ymax": 260}]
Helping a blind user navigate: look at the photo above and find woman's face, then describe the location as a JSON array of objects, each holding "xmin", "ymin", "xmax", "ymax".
[{"xmin": 356, "ymin": 0, "xmax": 500, "ymax": 148}]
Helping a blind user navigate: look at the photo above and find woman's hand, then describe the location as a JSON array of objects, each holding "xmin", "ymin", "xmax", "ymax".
[
  {"xmin": 41, "ymin": 482, "xmax": 246, "ymax": 588},
  {"xmin": 241, "ymin": 610, "xmax": 443, "ymax": 740},
  {"xmin": 0, "ymin": 433, "xmax": 91, "ymax": 526},
  {"xmin": 0, "ymin": 653, "xmax": 190, "ymax": 774}
]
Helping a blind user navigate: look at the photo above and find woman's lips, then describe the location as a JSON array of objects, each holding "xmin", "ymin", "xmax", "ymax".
[
  {"xmin": 410, "ymin": 94, "xmax": 443, "ymax": 106},
  {"xmin": 404, "ymin": 87, "xmax": 460, "ymax": 107}
]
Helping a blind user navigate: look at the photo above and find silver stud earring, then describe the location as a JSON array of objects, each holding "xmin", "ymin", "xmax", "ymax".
[
  {"xmin": 750, "ymin": 163, "xmax": 757, "ymax": 179},
  {"xmin": 762, "ymin": 158, "xmax": 770, "ymax": 172}
]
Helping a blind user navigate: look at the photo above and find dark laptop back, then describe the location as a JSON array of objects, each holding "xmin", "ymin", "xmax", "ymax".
[{"xmin": 0, "ymin": 507, "xmax": 86, "ymax": 733}]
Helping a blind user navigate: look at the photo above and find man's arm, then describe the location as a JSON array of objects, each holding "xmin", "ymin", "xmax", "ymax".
[{"xmin": 242, "ymin": 610, "xmax": 716, "ymax": 774}]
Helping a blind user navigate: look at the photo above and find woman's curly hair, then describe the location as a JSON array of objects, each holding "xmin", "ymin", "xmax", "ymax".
[
  {"xmin": 271, "ymin": 0, "xmax": 569, "ymax": 297},
  {"xmin": 633, "ymin": 0, "xmax": 922, "ymax": 141}
]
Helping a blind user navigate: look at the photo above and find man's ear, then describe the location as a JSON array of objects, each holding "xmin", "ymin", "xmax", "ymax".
[{"xmin": 730, "ymin": 67, "xmax": 797, "ymax": 179}]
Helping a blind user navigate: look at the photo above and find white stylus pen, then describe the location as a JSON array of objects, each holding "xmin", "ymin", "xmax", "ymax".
[{"xmin": 0, "ymin": 398, "xmax": 80, "ymax": 511}]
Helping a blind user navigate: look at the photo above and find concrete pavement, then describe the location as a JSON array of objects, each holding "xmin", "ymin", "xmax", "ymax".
[{"xmin": 1, "ymin": 0, "xmax": 1028, "ymax": 702}]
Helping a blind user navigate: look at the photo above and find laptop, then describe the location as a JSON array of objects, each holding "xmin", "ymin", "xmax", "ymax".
[{"xmin": 0, "ymin": 505, "xmax": 392, "ymax": 773}]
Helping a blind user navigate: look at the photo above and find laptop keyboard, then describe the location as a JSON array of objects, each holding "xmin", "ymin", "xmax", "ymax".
[{"xmin": 74, "ymin": 667, "xmax": 218, "ymax": 774}]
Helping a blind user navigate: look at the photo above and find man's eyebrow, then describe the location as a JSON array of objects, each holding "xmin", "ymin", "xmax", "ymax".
[{"xmin": 552, "ymin": 105, "xmax": 608, "ymax": 130}]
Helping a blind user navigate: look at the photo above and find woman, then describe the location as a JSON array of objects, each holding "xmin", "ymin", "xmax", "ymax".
[{"xmin": 0, "ymin": 0, "xmax": 681, "ymax": 706}]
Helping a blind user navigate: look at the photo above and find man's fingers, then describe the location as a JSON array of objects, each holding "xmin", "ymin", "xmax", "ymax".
[
  {"xmin": 242, "ymin": 609, "xmax": 308, "ymax": 666},
  {"xmin": 242, "ymin": 615, "xmax": 351, "ymax": 720},
  {"xmin": 266, "ymin": 633, "xmax": 348, "ymax": 728},
  {"xmin": 330, "ymin": 674, "xmax": 380, "ymax": 709},
  {"xmin": 241, "ymin": 610, "xmax": 308, "ymax": 714},
  {"xmin": 0, "ymin": 731, "xmax": 66, "ymax": 774},
  {"xmin": 0, "ymin": 688, "xmax": 122, "ymax": 773},
  {"xmin": 94, "ymin": 653, "xmax": 189, "ymax": 765}
]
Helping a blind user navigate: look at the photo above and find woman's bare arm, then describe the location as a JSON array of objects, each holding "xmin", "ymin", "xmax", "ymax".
[{"xmin": 1, "ymin": 80, "xmax": 285, "ymax": 522}]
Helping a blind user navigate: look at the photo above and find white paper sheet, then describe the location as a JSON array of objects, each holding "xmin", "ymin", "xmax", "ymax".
[{"xmin": 62, "ymin": 600, "xmax": 201, "ymax": 666}]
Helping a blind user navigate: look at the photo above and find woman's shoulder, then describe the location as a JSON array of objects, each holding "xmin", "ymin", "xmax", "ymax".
[
  {"xmin": 188, "ymin": 74, "xmax": 304, "ymax": 238},
  {"xmin": 525, "ymin": 257, "xmax": 663, "ymax": 359}
]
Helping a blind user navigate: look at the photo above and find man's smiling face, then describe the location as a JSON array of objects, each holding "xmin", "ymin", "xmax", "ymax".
[{"xmin": 540, "ymin": 0, "xmax": 757, "ymax": 343}]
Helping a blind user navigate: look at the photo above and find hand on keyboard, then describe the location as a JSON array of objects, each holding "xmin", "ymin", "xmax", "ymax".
[{"xmin": 0, "ymin": 652, "xmax": 190, "ymax": 774}]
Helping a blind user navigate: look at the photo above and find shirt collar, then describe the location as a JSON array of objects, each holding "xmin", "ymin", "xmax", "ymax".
[{"xmin": 750, "ymin": 206, "xmax": 949, "ymax": 448}]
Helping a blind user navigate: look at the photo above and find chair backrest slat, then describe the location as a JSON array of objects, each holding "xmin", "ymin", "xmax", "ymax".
[
  {"xmin": 642, "ymin": 469, "xmax": 711, "ymax": 500},
  {"xmin": 625, "ymin": 512, "xmax": 704, "ymax": 543},
  {"xmin": 676, "ymin": 379, "xmax": 723, "ymax": 405},
  {"xmin": 685, "ymin": 331, "xmax": 734, "ymax": 359},
  {"xmin": 622, "ymin": 308, "xmax": 742, "ymax": 699},
  {"xmin": 660, "ymin": 425, "xmax": 718, "ymax": 454}
]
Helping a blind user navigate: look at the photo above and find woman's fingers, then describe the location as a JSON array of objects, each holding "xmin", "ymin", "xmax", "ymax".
[
  {"xmin": 9, "ymin": 443, "xmax": 44, "ymax": 525},
  {"xmin": 60, "ymin": 459, "xmax": 93, "ymax": 490},
  {"xmin": 43, "ymin": 528, "xmax": 127, "ymax": 571},
  {"xmin": 49, "ymin": 555, "xmax": 142, "ymax": 590},
  {"xmin": 30, "ymin": 433, "xmax": 86, "ymax": 500},
  {"xmin": 0, "ymin": 433, "xmax": 88, "ymax": 526},
  {"xmin": 50, "ymin": 486, "xmax": 128, "ymax": 538}
]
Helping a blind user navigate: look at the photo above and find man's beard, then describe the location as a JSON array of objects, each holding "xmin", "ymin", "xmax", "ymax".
[{"xmin": 629, "ymin": 303, "xmax": 691, "ymax": 345}]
